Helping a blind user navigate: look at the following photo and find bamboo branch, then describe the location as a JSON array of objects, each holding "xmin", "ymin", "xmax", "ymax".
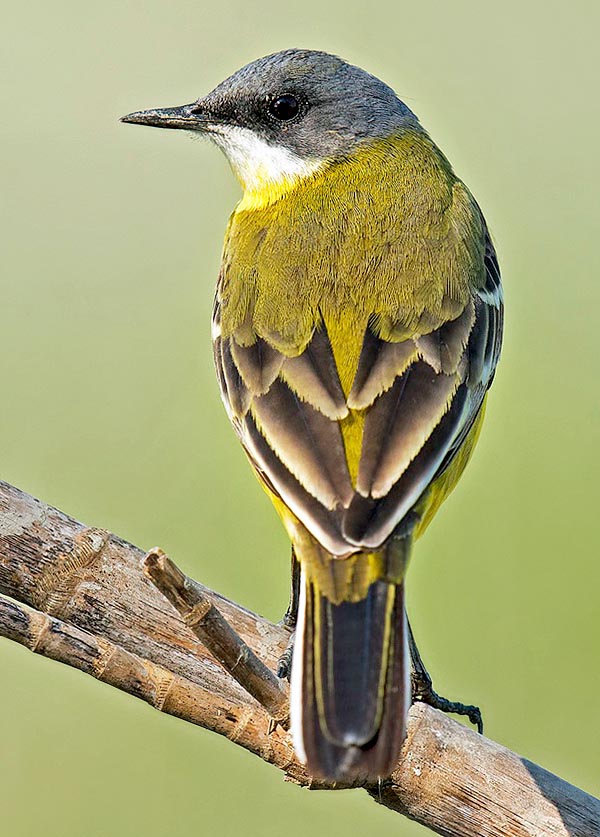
[{"xmin": 0, "ymin": 479, "xmax": 598, "ymax": 836}]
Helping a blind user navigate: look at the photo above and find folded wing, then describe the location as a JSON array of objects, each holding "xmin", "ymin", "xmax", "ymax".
[{"xmin": 213, "ymin": 232, "xmax": 503, "ymax": 556}]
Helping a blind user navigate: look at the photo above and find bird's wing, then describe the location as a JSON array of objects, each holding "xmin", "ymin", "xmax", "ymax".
[
  {"xmin": 213, "ymin": 230, "xmax": 502, "ymax": 557},
  {"xmin": 342, "ymin": 231, "xmax": 503, "ymax": 548}
]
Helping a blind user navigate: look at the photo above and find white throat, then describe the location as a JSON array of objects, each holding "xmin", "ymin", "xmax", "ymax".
[{"xmin": 210, "ymin": 125, "xmax": 323, "ymax": 198}]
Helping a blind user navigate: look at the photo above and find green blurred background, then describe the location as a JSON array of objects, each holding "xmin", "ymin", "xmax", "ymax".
[{"xmin": 1, "ymin": 1, "xmax": 598, "ymax": 834}]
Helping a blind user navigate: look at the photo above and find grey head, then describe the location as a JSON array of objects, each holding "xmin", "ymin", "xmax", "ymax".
[{"xmin": 122, "ymin": 49, "xmax": 419, "ymax": 165}]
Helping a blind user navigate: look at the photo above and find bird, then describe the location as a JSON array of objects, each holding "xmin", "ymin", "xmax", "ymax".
[{"xmin": 122, "ymin": 48, "xmax": 503, "ymax": 784}]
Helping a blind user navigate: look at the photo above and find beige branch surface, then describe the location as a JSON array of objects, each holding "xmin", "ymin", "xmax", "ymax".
[{"xmin": 0, "ymin": 479, "xmax": 598, "ymax": 836}]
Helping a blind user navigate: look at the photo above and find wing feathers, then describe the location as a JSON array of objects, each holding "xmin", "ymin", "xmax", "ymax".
[
  {"xmin": 438, "ymin": 301, "xmax": 476, "ymax": 373},
  {"xmin": 242, "ymin": 414, "xmax": 350, "ymax": 555},
  {"xmin": 478, "ymin": 232, "xmax": 503, "ymax": 307},
  {"xmin": 213, "ymin": 225, "xmax": 502, "ymax": 555},
  {"xmin": 230, "ymin": 337, "xmax": 283, "ymax": 395},
  {"xmin": 416, "ymin": 330, "xmax": 443, "ymax": 373},
  {"xmin": 357, "ymin": 361, "xmax": 461, "ymax": 499},
  {"xmin": 344, "ymin": 384, "xmax": 469, "ymax": 547},
  {"xmin": 282, "ymin": 346, "xmax": 348, "ymax": 420},
  {"xmin": 218, "ymin": 337, "xmax": 251, "ymax": 419},
  {"xmin": 251, "ymin": 379, "xmax": 354, "ymax": 508},
  {"xmin": 348, "ymin": 333, "xmax": 417, "ymax": 410}
]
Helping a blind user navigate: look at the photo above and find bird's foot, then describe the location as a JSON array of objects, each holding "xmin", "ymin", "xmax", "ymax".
[
  {"xmin": 276, "ymin": 631, "xmax": 295, "ymax": 681},
  {"xmin": 411, "ymin": 667, "xmax": 483, "ymax": 733},
  {"xmin": 408, "ymin": 615, "xmax": 483, "ymax": 733},
  {"xmin": 280, "ymin": 604, "xmax": 297, "ymax": 631}
]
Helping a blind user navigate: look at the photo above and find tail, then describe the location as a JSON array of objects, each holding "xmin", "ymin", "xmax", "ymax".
[{"xmin": 290, "ymin": 540, "xmax": 410, "ymax": 784}]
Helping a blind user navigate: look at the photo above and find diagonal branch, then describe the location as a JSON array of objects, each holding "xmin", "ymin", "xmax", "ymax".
[
  {"xmin": 0, "ymin": 479, "xmax": 598, "ymax": 836},
  {"xmin": 143, "ymin": 547, "xmax": 289, "ymax": 726}
]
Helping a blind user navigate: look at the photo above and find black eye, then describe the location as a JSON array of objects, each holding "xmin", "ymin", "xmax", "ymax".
[{"xmin": 268, "ymin": 94, "xmax": 300, "ymax": 121}]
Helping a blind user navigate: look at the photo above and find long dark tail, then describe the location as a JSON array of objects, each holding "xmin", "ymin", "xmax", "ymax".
[{"xmin": 290, "ymin": 551, "xmax": 410, "ymax": 783}]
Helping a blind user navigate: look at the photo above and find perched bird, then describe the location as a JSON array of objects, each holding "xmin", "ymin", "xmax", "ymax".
[{"xmin": 122, "ymin": 49, "xmax": 503, "ymax": 784}]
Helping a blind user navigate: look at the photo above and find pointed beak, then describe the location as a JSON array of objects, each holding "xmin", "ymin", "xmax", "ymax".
[{"xmin": 120, "ymin": 102, "xmax": 212, "ymax": 131}]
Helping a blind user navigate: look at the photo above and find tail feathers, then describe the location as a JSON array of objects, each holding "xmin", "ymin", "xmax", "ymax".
[{"xmin": 290, "ymin": 571, "xmax": 409, "ymax": 783}]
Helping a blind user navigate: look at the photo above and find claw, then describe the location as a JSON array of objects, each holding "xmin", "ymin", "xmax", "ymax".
[
  {"xmin": 411, "ymin": 671, "xmax": 483, "ymax": 733},
  {"xmin": 408, "ymin": 615, "xmax": 484, "ymax": 734},
  {"xmin": 277, "ymin": 633, "xmax": 295, "ymax": 681}
]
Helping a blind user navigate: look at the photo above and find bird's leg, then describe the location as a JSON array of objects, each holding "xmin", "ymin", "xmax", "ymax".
[
  {"xmin": 277, "ymin": 548, "xmax": 299, "ymax": 680},
  {"xmin": 408, "ymin": 615, "xmax": 484, "ymax": 733},
  {"xmin": 281, "ymin": 547, "xmax": 300, "ymax": 629}
]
